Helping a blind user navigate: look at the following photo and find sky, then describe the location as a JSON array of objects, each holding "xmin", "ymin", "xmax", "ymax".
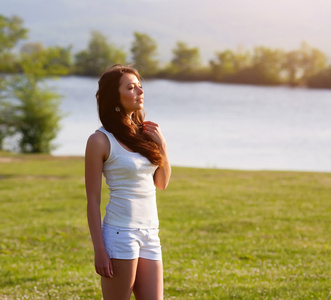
[{"xmin": 2, "ymin": 0, "xmax": 331, "ymax": 63}]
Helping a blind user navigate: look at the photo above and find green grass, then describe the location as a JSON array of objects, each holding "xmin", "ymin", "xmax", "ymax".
[{"xmin": 0, "ymin": 152, "xmax": 331, "ymax": 299}]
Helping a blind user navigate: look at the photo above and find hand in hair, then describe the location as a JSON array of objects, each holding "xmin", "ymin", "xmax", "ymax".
[{"xmin": 142, "ymin": 121, "xmax": 166, "ymax": 148}]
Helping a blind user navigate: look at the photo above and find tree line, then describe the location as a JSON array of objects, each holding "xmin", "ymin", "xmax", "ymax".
[
  {"xmin": 1, "ymin": 15, "xmax": 331, "ymax": 89},
  {"xmin": 1, "ymin": 15, "xmax": 331, "ymax": 154}
]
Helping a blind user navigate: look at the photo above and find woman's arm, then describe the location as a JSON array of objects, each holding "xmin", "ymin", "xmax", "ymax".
[
  {"xmin": 154, "ymin": 143, "xmax": 171, "ymax": 190},
  {"xmin": 143, "ymin": 121, "xmax": 171, "ymax": 190},
  {"xmin": 85, "ymin": 132, "xmax": 113, "ymax": 278}
]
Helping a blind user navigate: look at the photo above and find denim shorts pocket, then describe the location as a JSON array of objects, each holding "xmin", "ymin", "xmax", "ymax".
[
  {"xmin": 114, "ymin": 229, "xmax": 139, "ymax": 254},
  {"xmin": 102, "ymin": 224, "xmax": 119, "ymax": 258}
]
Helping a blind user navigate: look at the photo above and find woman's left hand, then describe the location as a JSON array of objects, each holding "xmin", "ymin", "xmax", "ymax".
[{"xmin": 142, "ymin": 121, "xmax": 166, "ymax": 147}]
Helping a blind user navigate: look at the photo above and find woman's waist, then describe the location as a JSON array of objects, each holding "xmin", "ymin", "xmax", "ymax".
[
  {"xmin": 102, "ymin": 222, "xmax": 158, "ymax": 231},
  {"xmin": 108, "ymin": 188, "xmax": 156, "ymax": 199}
]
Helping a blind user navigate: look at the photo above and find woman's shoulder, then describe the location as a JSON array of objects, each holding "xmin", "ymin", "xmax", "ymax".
[
  {"xmin": 86, "ymin": 131, "xmax": 110, "ymax": 161},
  {"xmin": 87, "ymin": 130, "xmax": 109, "ymax": 144}
]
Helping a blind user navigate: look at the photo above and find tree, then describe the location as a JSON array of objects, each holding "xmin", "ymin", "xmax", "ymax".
[
  {"xmin": 282, "ymin": 43, "xmax": 327, "ymax": 86},
  {"xmin": 0, "ymin": 15, "xmax": 27, "ymax": 52},
  {"xmin": 74, "ymin": 31, "xmax": 126, "ymax": 76},
  {"xmin": 0, "ymin": 78, "xmax": 16, "ymax": 150},
  {"xmin": 0, "ymin": 14, "xmax": 64, "ymax": 153},
  {"xmin": 282, "ymin": 50, "xmax": 304, "ymax": 86},
  {"xmin": 0, "ymin": 15, "xmax": 28, "ymax": 149},
  {"xmin": 170, "ymin": 41, "xmax": 201, "ymax": 74},
  {"xmin": 0, "ymin": 15, "xmax": 28, "ymax": 73},
  {"xmin": 6, "ymin": 49, "xmax": 64, "ymax": 153},
  {"xmin": 8, "ymin": 81, "xmax": 62, "ymax": 153},
  {"xmin": 131, "ymin": 32, "xmax": 158, "ymax": 77},
  {"xmin": 249, "ymin": 46, "xmax": 285, "ymax": 85},
  {"xmin": 20, "ymin": 43, "xmax": 73, "ymax": 75},
  {"xmin": 49, "ymin": 45, "xmax": 73, "ymax": 73},
  {"xmin": 300, "ymin": 42, "xmax": 327, "ymax": 84},
  {"xmin": 209, "ymin": 49, "xmax": 251, "ymax": 81}
]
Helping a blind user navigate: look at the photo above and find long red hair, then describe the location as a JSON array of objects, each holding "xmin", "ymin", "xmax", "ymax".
[{"xmin": 96, "ymin": 64, "xmax": 163, "ymax": 166}]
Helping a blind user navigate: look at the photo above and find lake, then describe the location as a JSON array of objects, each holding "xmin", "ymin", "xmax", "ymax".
[{"xmin": 51, "ymin": 76, "xmax": 331, "ymax": 172}]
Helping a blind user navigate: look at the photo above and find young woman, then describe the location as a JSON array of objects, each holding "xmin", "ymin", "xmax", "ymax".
[{"xmin": 85, "ymin": 64, "xmax": 171, "ymax": 300}]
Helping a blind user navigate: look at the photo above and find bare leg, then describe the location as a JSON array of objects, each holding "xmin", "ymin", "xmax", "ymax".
[
  {"xmin": 101, "ymin": 259, "xmax": 138, "ymax": 300},
  {"xmin": 133, "ymin": 258, "xmax": 163, "ymax": 300}
]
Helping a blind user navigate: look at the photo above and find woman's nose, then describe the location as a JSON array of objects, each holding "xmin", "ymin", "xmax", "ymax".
[{"xmin": 137, "ymin": 87, "xmax": 143, "ymax": 94}]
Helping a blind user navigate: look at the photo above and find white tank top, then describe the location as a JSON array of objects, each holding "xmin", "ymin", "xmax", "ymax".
[{"xmin": 97, "ymin": 127, "xmax": 159, "ymax": 228}]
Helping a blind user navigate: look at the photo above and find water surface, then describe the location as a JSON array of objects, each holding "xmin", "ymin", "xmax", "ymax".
[{"xmin": 52, "ymin": 76, "xmax": 331, "ymax": 172}]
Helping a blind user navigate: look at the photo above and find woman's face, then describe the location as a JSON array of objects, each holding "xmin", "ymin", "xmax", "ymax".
[{"xmin": 118, "ymin": 73, "xmax": 144, "ymax": 115}]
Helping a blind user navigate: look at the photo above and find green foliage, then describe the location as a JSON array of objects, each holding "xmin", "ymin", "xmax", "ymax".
[
  {"xmin": 249, "ymin": 46, "xmax": 285, "ymax": 85},
  {"xmin": 170, "ymin": 41, "xmax": 201, "ymax": 76},
  {"xmin": 9, "ymin": 80, "xmax": 62, "ymax": 153},
  {"xmin": 0, "ymin": 15, "xmax": 27, "ymax": 53},
  {"xmin": 0, "ymin": 154, "xmax": 331, "ymax": 299},
  {"xmin": 1, "ymin": 49, "xmax": 65, "ymax": 153},
  {"xmin": 0, "ymin": 15, "xmax": 26, "ymax": 149},
  {"xmin": 0, "ymin": 52, "xmax": 19, "ymax": 73},
  {"xmin": 282, "ymin": 49, "xmax": 305, "ymax": 86},
  {"xmin": 282, "ymin": 42, "xmax": 327, "ymax": 86},
  {"xmin": 5, "ymin": 49, "xmax": 65, "ymax": 153},
  {"xmin": 20, "ymin": 43, "xmax": 73, "ymax": 75},
  {"xmin": 209, "ymin": 46, "xmax": 285, "ymax": 85},
  {"xmin": 0, "ymin": 78, "xmax": 15, "ymax": 150},
  {"xmin": 19, "ymin": 45, "xmax": 71, "ymax": 78},
  {"xmin": 131, "ymin": 32, "xmax": 159, "ymax": 77},
  {"xmin": 74, "ymin": 31, "xmax": 126, "ymax": 77},
  {"xmin": 0, "ymin": 15, "xmax": 28, "ymax": 73},
  {"xmin": 0, "ymin": 15, "xmax": 65, "ymax": 154},
  {"xmin": 50, "ymin": 46, "xmax": 73, "ymax": 73},
  {"xmin": 299, "ymin": 42, "xmax": 327, "ymax": 83},
  {"xmin": 208, "ymin": 43, "xmax": 330, "ymax": 87},
  {"xmin": 210, "ymin": 49, "xmax": 251, "ymax": 81}
]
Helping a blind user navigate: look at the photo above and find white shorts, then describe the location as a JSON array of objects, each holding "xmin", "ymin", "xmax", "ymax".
[{"xmin": 101, "ymin": 222, "xmax": 162, "ymax": 261}]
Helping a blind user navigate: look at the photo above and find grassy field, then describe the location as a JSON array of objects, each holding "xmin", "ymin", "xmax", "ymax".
[{"xmin": 0, "ymin": 152, "xmax": 331, "ymax": 299}]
